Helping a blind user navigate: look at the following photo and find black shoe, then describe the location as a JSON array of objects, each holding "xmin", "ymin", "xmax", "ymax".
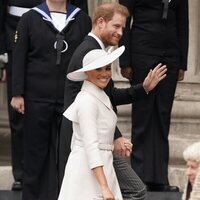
[
  {"xmin": 146, "ymin": 183, "xmax": 179, "ymax": 192},
  {"xmin": 159, "ymin": 185, "xmax": 180, "ymax": 192},
  {"xmin": 12, "ymin": 181, "xmax": 22, "ymax": 191}
]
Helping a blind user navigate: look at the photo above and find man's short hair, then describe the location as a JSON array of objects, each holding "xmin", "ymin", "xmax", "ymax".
[
  {"xmin": 92, "ymin": 2, "xmax": 129, "ymax": 25},
  {"xmin": 183, "ymin": 142, "xmax": 200, "ymax": 163}
]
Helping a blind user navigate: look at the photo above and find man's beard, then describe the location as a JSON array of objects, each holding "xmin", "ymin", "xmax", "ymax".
[{"xmin": 101, "ymin": 34, "xmax": 120, "ymax": 46}]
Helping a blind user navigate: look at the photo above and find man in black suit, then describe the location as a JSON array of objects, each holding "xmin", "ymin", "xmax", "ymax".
[
  {"xmin": 118, "ymin": 0, "xmax": 188, "ymax": 191},
  {"xmin": 59, "ymin": 2, "xmax": 167, "ymax": 199},
  {"xmin": 0, "ymin": 0, "xmax": 89, "ymax": 191}
]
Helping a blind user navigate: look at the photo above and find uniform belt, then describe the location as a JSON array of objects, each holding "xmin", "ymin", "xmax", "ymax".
[
  {"xmin": 73, "ymin": 140, "xmax": 114, "ymax": 151},
  {"xmin": 7, "ymin": 6, "xmax": 30, "ymax": 17}
]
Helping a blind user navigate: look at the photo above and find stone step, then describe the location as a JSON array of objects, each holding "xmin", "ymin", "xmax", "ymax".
[
  {"xmin": 0, "ymin": 190, "xmax": 182, "ymax": 200},
  {"xmin": 117, "ymin": 106, "xmax": 200, "ymax": 137},
  {"xmin": 0, "ymin": 191, "xmax": 21, "ymax": 200},
  {"xmin": 169, "ymin": 134, "xmax": 200, "ymax": 165},
  {"xmin": 0, "ymin": 166, "xmax": 14, "ymax": 190},
  {"xmin": 0, "ymin": 165, "xmax": 187, "ymax": 192},
  {"xmin": 0, "ymin": 128, "xmax": 11, "ymax": 166},
  {"xmin": 168, "ymin": 165, "xmax": 186, "ymax": 192}
]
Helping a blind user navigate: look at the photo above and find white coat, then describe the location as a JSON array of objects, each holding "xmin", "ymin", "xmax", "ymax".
[{"xmin": 58, "ymin": 80, "xmax": 123, "ymax": 200}]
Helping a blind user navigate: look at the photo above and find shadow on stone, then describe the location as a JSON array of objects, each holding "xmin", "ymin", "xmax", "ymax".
[
  {"xmin": 146, "ymin": 192, "xmax": 182, "ymax": 200},
  {"xmin": 0, "ymin": 191, "xmax": 22, "ymax": 200}
]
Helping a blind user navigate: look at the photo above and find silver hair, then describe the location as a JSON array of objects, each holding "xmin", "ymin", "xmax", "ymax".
[{"xmin": 183, "ymin": 142, "xmax": 200, "ymax": 162}]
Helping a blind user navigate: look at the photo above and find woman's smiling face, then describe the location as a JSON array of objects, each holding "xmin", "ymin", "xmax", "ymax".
[{"xmin": 85, "ymin": 65, "xmax": 112, "ymax": 89}]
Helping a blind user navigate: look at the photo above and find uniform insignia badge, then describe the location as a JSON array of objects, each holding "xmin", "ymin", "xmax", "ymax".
[
  {"xmin": 14, "ymin": 31, "xmax": 18, "ymax": 43},
  {"xmin": 162, "ymin": 0, "xmax": 171, "ymax": 19}
]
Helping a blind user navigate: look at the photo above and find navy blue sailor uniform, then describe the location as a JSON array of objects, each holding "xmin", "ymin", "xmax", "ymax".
[
  {"xmin": 12, "ymin": 2, "xmax": 91, "ymax": 200},
  {"xmin": 0, "ymin": 0, "xmax": 88, "ymax": 188}
]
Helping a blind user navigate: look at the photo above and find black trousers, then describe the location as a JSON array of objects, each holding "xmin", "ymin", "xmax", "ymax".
[
  {"xmin": 22, "ymin": 101, "xmax": 62, "ymax": 200},
  {"xmin": 5, "ymin": 52, "xmax": 23, "ymax": 182},
  {"xmin": 130, "ymin": 53, "xmax": 179, "ymax": 184}
]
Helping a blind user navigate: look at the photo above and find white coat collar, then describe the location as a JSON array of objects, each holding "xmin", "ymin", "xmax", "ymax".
[{"xmin": 81, "ymin": 80, "xmax": 112, "ymax": 110}]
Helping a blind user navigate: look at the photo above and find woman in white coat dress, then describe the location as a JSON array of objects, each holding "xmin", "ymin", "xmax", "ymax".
[
  {"xmin": 58, "ymin": 46, "xmax": 167, "ymax": 200},
  {"xmin": 58, "ymin": 46, "xmax": 125, "ymax": 200}
]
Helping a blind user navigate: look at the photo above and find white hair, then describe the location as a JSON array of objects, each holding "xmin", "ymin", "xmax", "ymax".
[{"xmin": 183, "ymin": 142, "xmax": 200, "ymax": 163}]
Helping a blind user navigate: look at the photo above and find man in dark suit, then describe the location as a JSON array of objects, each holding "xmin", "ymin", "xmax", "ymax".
[
  {"xmin": 119, "ymin": 0, "xmax": 188, "ymax": 191},
  {"xmin": 59, "ymin": 2, "xmax": 167, "ymax": 199},
  {"xmin": 0, "ymin": 0, "xmax": 89, "ymax": 191}
]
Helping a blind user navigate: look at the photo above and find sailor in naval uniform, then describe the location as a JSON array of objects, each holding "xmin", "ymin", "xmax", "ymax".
[{"xmin": 10, "ymin": 0, "xmax": 91, "ymax": 199}]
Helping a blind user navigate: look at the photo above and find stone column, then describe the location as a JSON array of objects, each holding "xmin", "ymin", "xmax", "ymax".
[
  {"xmin": 0, "ymin": 65, "xmax": 10, "ymax": 166},
  {"xmin": 88, "ymin": 0, "xmax": 117, "ymax": 17},
  {"xmin": 0, "ymin": 64, "xmax": 9, "ymax": 135},
  {"xmin": 185, "ymin": 0, "xmax": 200, "ymax": 83}
]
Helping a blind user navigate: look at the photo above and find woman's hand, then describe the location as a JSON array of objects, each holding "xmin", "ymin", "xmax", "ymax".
[
  {"xmin": 124, "ymin": 138, "xmax": 133, "ymax": 157},
  {"xmin": 92, "ymin": 167, "xmax": 115, "ymax": 200},
  {"xmin": 143, "ymin": 63, "xmax": 167, "ymax": 93},
  {"xmin": 101, "ymin": 185, "xmax": 115, "ymax": 200},
  {"xmin": 113, "ymin": 137, "xmax": 132, "ymax": 157}
]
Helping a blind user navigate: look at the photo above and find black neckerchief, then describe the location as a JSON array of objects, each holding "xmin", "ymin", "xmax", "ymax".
[{"xmin": 32, "ymin": 2, "xmax": 81, "ymax": 65}]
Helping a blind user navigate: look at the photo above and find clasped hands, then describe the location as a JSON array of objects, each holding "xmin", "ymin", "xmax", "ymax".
[{"xmin": 113, "ymin": 137, "xmax": 133, "ymax": 157}]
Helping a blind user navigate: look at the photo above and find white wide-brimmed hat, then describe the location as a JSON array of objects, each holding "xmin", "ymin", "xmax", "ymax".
[{"xmin": 67, "ymin": 45, "xmax": 125, "ymax": 81}]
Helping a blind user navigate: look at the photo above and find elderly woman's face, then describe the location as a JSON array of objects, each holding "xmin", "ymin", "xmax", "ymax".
[
  {"xmin": 85, "ymin": 65, "xmax": 112, "ymax": 89},
  {"xmin": 186, "ymin": 160, "xmax": 200, "ymax": 187}
]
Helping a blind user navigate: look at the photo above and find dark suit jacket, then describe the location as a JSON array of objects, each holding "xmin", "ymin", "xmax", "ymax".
[
  {"xmin": 64, "ymin": 35, "xmax": 146, "ymax": 139},
  {"xmin": 119, "ymin": 0, "xmax": 189, "ymax": 70}
]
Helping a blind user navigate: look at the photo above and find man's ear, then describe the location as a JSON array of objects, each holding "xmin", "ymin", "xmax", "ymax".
[{"xmin": 97, "ymin": 17, "xmax": 105, "ymax": 29}]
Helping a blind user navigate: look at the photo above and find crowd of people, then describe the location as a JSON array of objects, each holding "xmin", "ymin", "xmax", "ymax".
[{"xmin": 0, "ymin": 0, "xmax": 192, "ymax": 200}]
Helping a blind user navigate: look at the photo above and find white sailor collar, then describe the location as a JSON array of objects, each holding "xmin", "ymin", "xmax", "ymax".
[
  {"xmin": 32, "ymin": 2, "xmax": 80, "ymax": 29},
  {"xmin": 81, "ymin": 80, "xmax": 112, "ymax": 110}
]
